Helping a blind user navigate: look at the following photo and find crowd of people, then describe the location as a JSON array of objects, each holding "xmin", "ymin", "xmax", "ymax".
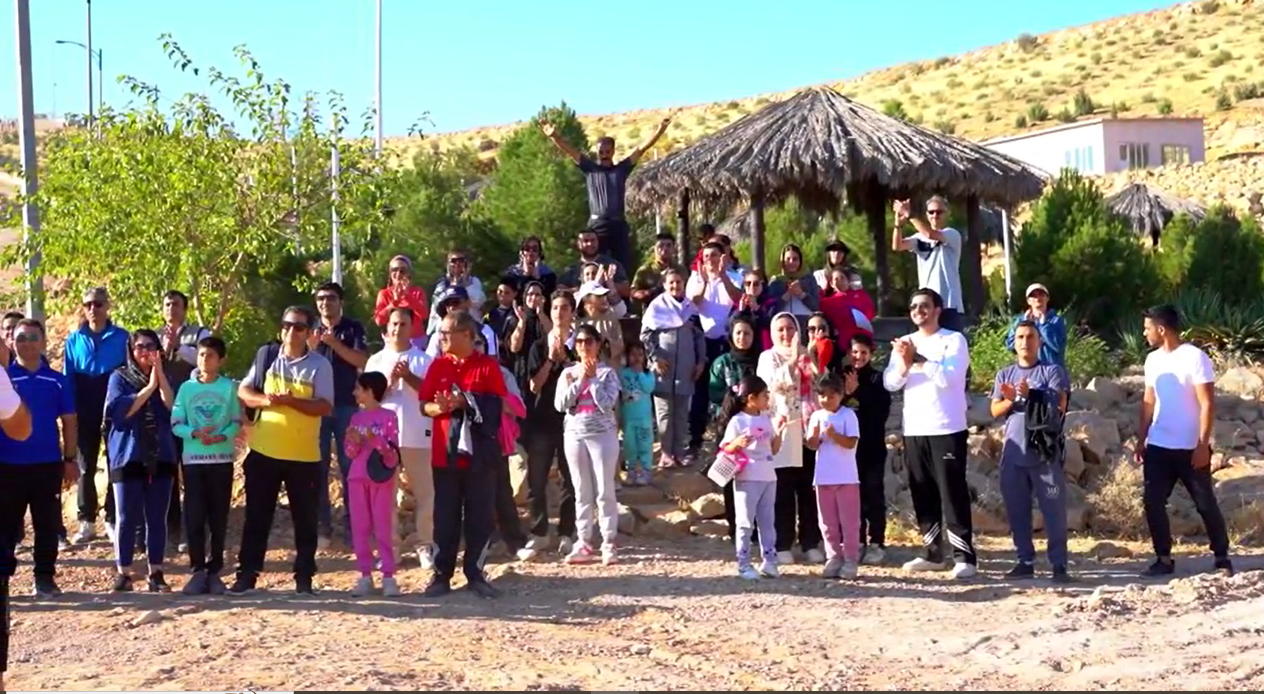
[{"xmin": 0, "ymin": 130, "xmax": 1241, "ymax": 686}]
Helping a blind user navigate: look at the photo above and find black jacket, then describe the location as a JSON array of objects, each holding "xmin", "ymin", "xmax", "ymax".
[{"xmin": 847, "ymin": 364, "xmax": 891, "ymax": 454}]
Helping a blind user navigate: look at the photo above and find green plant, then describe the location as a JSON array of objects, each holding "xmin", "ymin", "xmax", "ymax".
[
  {"xmin": 1210, "ymin": 49, "xmax": 1234, "ymax": 67},
  {"xmin": 1216, "ymin": 89, "xmax": 1233, "ymax": 110},
  {"xmin": 1157, "ymin": 98, "xmax": 1175, "ymax": 114},
  {"xmin": 1015, "ymin": 114, "xmax": 1029, "ymax": 128},
  {"xmin": 1015, "ymin": 33, "xmax": 1039, "ymax": 53},
  {"xmin": 1055, "ymin": 108, "xmax": 1076, "ymax": 123},
  {"xmin": 932, "ymin": 119, "xmax": 956, "ymax": 135},
  {"xmin": 1091, "ymin": 51, "xmax": 1103, "ymax": 64},
  {"xmin": 1173, "ymin": 287, "xmax": 1264, "ymax": 365},
  {"xmin": 1156, "ymin": 207, "xmax": 1264, "ymax": 307},
  {"xmin": 881, "ymin": 99, "xmax": 909, "ymax": 120},
  {"xmin": 1027, "ymin": 102, "xmax": 1050, "ymax": 122},
  {"xmin": 1185, "ymin": 46, "xmax": 1203, "ymax": 58},
  {"xmin": 1071, "ymin": 88, "xmax": 1096, "ymax": 116},
  {"xmin": 1233, "ymin": 81, "xmax": 1262, "ymax": 101},
  {"xmin": 933, "ymin": 56, "xmax": 952, "ymax": 68},
  {"xmin": 965, "ymin": 310, "xmax": 1118, "ymax": 391}
]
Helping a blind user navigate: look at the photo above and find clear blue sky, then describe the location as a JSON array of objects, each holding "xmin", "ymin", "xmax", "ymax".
[{"xmin": 0, "ymin": 0, "xmax": 1173, "ymax": 137}]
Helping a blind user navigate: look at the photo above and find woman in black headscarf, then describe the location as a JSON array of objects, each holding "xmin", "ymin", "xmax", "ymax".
[
  {"xmin": 706, "ymin": 314, "xmax": 762, "ymax": 540},
  {"xmin": 501, "ymin": 280, "xmax": 553, "ymax": 403}
]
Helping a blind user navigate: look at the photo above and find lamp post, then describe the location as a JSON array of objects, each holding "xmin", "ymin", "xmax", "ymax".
[
  {"xmin": 54, "ymin": 39, "xmax": 102, "ymax": 114},
  {"xmin": 14, "ymin": 0, "xmax": 44, "ymax": 318},
  {"xmin": 374, "ymin": 0, "xmax": 382, "ymax": 156}
]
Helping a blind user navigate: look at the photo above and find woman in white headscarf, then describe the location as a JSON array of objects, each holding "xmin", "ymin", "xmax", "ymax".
[{"xmin": 756, "ymin": 312, "xmax": 824, "ymax": 566}]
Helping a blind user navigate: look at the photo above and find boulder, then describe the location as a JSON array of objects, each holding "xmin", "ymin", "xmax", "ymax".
[
  {"xmin": 618, "ymin": 484, "xmax": 669, "ymax": 506},
  {"xmin": 1214, "ymin": 419, "xmax": 1255, "ymax": 450},
  {"xmin": 1216, "ymin": 366, "xmax": 1264, "ymax": 397},
  {"xmin": 617, "ymin": 503, "xmax": 639, "ymax": 535},
  {"xmin": 689, "ymin": 492, "xmax": 726, "ymax": 519},
  {"xmin": 1087, "ymin": 376, "xmax": 1127, "ymax": 409},
  {"xmin": 634, "ymin": 503, "xmax": 695, "ymax": 538},
  {"xmin": 1063, "ymin": 411, "xmax": 1122, "ymax": 464},
  {"xmin": 1069, "ymin": 388, "xmax": 1099, "ymax": 411},
  {"xmin": 967, "ymin": 395, "xmax": 994, "ymax": 428},
  {"xmin": 659, "ymin": 473, "xmax": 715, "ymax": 506},
  {"xmin": 1063, "ymin": 438, "xmax": 1087, "ymax": 483},
  {"xmin": 690, "ymin": 520, "xmax": 728, "ymax": 538},
  {"xmin": 508, "ymin": 449, "xmax": 529, "ymax": 505},
  {"xmin": 972, "ymin": 506, "xmax": 1009, "ymax": 535}
]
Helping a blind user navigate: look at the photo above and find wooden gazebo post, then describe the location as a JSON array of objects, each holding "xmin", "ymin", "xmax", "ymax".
[
  {"xmin": 750, "ymin": 194, "xmax": 766, "ymax": 273},
  {"xmin": 963, "ymin": 195, "xmax": 985, "ymax": 317},
  {"xmin": 862, "ymin": 180, "xmax": 891, "ymax": 314},
  {"xmin": 676, "ymin": 188, "xmax": 691, "ymax": 266}
]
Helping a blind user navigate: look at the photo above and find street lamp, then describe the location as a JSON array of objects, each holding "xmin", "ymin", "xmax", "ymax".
[{"xmin": 54, "ymin": 39, "xmax": 102, "ymax": 117}]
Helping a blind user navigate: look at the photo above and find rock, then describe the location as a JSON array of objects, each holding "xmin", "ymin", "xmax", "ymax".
[
  {"xmin": 1089, "ymin": 541, "xmax": 1134, "ymax": 560},
  {"xmin": 1216, "ymin": 366, "xmax": 1264, "ymax": 397},
  {"xmin": 617, "ymin": 503, "xmax": 638, "ymax": 535},
  {"xmin": 1087, "ymin": 377, "xmax": 1127, "ymax": 409},
  {"xmin": 1063, "ymin": 411, "xmax": 1122, "ymax": 464},
  {"xmin": 689, "ymin": 492, "xmax": 726, "ymax": 519},
  {"xmin": 972, "ymin": 506, "xmax": 1009, "ymax": 535},
  {"xmin": 508, "ymin": 449, "xmax": 529, "ymax": 505},
  {"xmin": 634, "ymin": 502, "xmax": 694, "ymax": 538},
  {"xmin": 630, "ymin": 644, "xmax": 652, "ymax": 655},
  {"xmin": 130, "ymin": 610, "xmax": 164, "ymax": 628},
  {"xmin": 967, "ymin": 395, "xmax": 993, "ymax": 428},
  {"xmin": 618, "ymin": 484, "xmax": 668, "ymax": 506},
  {"xmin": 1240, "ymin": 405, "xmax": 1260, "ymax": 425},
  {"xmin": 968, "ymin": 432, "xmax": 1003, "ymax": 460},
  {"xmin": 1063, "ymin": 439, "xmax": 1087, "ymax": 483},
  {"xmin": 659, "ymin": 473, "xmax": 715, "ymax": 506},
  {"xmin": 966, "ymin": 471, "xmax": 1002, "ymax": 512},
  {"xmin": 1215, "ymin": 420, "xmax": 1255, "ymax": 450},
  {"xmin": 690, "ymin": 519, "xmax": 728, "ymax": 538},
  {"xmin": 1066, "ymin": 498, "xmax": 1089, "ymax": 532},
  {"xmin": 1069, "ymin": 388, "xmax": 1099, "ymax": 411}
]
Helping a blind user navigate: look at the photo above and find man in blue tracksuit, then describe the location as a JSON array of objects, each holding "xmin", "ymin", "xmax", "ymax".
[
  {"xmin": 63, "ymin": 287, "xmax": 129, "ymax": 544},
  {"xmin": 991, "ymin": 320, "xmax": 1071, "ymax": 583}
]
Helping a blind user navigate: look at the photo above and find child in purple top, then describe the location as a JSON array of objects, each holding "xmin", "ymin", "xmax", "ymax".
[{"xmin": 344, "ymin": 372, "xmax": 401, "ymax": 597}]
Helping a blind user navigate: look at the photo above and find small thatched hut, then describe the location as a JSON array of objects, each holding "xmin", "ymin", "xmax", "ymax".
[
  {"xmin": 627, "ymin": 86, "xmax": 1046, "ymax": 313},
  {"xmin": 1105, "ymin": 182, "xmax": 1207, "ymax": 247}
]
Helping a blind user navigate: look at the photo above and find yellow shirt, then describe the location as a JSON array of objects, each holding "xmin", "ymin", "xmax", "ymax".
[{"xmin": 249, "ymin": 351, "xmax": 335, "ymax": 462}]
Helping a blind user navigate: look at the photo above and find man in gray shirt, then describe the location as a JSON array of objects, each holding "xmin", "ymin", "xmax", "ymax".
[
  {"xmin": 541, "ymin": 115, "xmax": 673, "ymax": 272},
  {"xmin": 892, "ymin": 196, "xmax": 964, "ymax": 332}
]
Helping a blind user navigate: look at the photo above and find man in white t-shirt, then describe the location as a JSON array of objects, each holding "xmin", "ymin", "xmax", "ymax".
[
  {"xmin": 883, "ymin": 287, "xmax": 976, "ymax": 579},
  {"xmin": 892, "ymin": 196, "xmax": 965, "ymax": 332},
  {"xmin": 1136, "ymin": 304, "xmax": 1232, "ymax": 578},
  {"xmin": 685, "ymin": 241, "xmax": 741, "ymax": 458},
  {"xmin": 365, "ymin": 307, "xmax": 436, "ymax": 569}
]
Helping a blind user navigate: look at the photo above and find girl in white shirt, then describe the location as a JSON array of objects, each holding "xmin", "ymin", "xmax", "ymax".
[
  {"xmin": 806, "ymin": 372, "xmax": 862, "ymax": 579},
  {"xmin": 718, "ymin": 375, "xmax": 787, "ymax": 580}
]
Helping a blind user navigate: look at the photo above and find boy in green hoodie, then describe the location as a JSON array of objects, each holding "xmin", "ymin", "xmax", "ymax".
[{"xmin": 170, "ymin": 336, "xmax": 240, "ymax": 595}]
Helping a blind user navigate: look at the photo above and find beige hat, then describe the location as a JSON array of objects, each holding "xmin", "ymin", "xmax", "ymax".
[{"xmin": 1024, "ymin": 283, "xmax": 1049, "ymax": 298}]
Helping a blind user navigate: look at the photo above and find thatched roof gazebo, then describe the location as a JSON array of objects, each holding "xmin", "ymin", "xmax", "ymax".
[
  {"xmin": 1105, "ymin": 182, "xmax": 1207, "ymax": 247},
  {"xmin": 627, "ymin": 86, "xmax": 1046, "ymax": 313}
]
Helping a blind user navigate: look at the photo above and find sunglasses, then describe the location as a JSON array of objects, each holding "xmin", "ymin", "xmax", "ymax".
[
  {"xmin": 927, "ymin": 209, "xmax": 946, "ymax": 216},
  {"xmin": 281, "ymin": 320, "xmax": 309, "ymax": 332},
  {"xmin": 909, "ymin": 302, "xmax": 933, "ymax": 311},
  {"xmin": 134, "ymin": 342, "xmax": 159, "ymax": 352},
  {"xmin": 575, "ymin": 337, "xmax": 595, "ymax": 345},
  {"xmin": 83, "ymin": 300, "xmax": 105, "ymax": 309},
  {"xmin": 14, "ymin": 333, "xmax": 40, "ymax": 344},
  {"xmin": 314, "ymin": 293, "xmax": 339, "ymax": 302},
  {"xmin": 808, "ymin": 325, "xmax": 829, "ymax": 333},
  {"xmin": 744, "ymin": 280, "xmax": 763, "ymax": 287}
]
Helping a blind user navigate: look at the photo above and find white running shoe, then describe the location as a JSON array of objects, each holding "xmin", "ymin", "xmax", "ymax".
[
  {"xmin": 738, "ymin": 565, "xmax": 761, "ymax": 580},
  {"xmin": 416, "ymin": 545, "xmax": 435, "ymax": 570},
  {"xmin": 822, "ymin": 556, "xmax": 843, "ymax": 579},
  {"xmin": 776, "ymin": 550, "xmax": 795, "ymax": 565},
  {"xmin": 516, "ymin": 535, "xmax": 548, "ymax": 562},
  {"xmin": 758, "ymin": 560, "xmax": 780, "ymax": 578},
  {"xmin": 557, "ymin": 537, "xmax": 575, "ymax": 557},
  {"xmin": 806, "ymin": 548, "xmax": 826, "ymax": 564},
  {"xmin": 564, "ymin": 544, "xmax": 597, "ymax": 565},
  {"xmin": 72, "ymin": 521, "xmax": 95, "ymax": 544},
  {"xmin": 862, "ymin": 545, "xmax": 886, "ymax": 565},
  {"xmin": 950, "ymin": 561, "xmax": 978, "ymax": 579},
  {"xmin": 902, "ymin": 557, "xmax": 947, "ymax": 572},
  {"xmin": 840, "ymin": 561, "xmax": 859, "ymax": 579}
]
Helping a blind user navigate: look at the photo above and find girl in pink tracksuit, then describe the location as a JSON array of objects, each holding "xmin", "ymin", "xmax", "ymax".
[{"xmin": 344, "ymin": 372, "xmax": 401, "ymax": 597}]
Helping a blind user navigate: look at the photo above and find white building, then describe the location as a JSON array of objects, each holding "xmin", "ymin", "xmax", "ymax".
[{"xmin": 982, "ymin": 117, "xmax": 1205, "ymax": 176}]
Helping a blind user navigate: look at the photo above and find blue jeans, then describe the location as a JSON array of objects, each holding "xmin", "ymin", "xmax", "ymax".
[
  {"xmin": 113, "ymin": 475, "xmax": 175, "ymax": 570},
  {"xmin": 318, "ymin": 404, "xmax": 358, "ymax": 536}
]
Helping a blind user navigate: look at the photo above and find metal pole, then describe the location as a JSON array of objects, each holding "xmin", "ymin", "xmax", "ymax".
[
  {"xmin": 1001, "ymin": 208, "xmax": 1013, "ymax": 307},
  {"xmin": 85, "ymin": 0, "xmax": 93, "ymax": 129},
  {"xmin": 15, "ymin": 0, "xmax": 44, "ymax": 319},
  {"xmin": 654, "ymin": 212, "xmax": 661, "ymax": 236},
  {"xmin": 331, "ymin": 143, "xmax": 342, "ymax": 284},
  {"xmin": 374, "ymin": 0, "xmax": 382, "ymax": 157},
  {"xmin": 97, "ymin": 47, "xmax": 103, "ymax": 112}
]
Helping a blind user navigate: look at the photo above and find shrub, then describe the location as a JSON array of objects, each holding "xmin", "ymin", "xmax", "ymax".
[
  {"xmin": 1156, "ymin": 206, "xmax": 1264, "ymax": 307},
  {"xmin": 1015, "ymin": 114, "xmax": 1029, "ymax": 128},
  {"xmin": 1185, "ymin": 46, "xmax": 1203, "ymax": 58},
  {"xmin": 1157, "ymin": 98, "xmax": 1174, "ymax": 114},
  {"xmin": 966, "ymin": 311, "xmax": 1117, "ymax": 391},
  {"xmin": 934, "ymin": 56, "xmax": 952, "ymax": 68},
  {"xmin": 1233, "ymin": 81, "xmax": 1262, "ymax": 101},
  {"xmin": 1010, "ymin": 172, "xmax": 1160, "ymax": 331},
  {"xmin": 1091, "ymin": 51, "xmax": 1103, "ymax": 64},
  {"xmin": 881, "ymin": 99, "xmax": 909, "ymax": 120},
  {"xmin": 1027, "ymin": 102, "xmax": 1050, "ymax": 122},
  {"xmin": 1173, "ymin": 288, "xmax": 1264, "ymax": 365},
  {"xmin": 1216, "ymin": 89, "xmax": 1233, "ymax": 110},
  {"xmin": 1210, "ymin": 49, "xmax": 1234, "ymax": 67},
  {"xmin": 1072, "ymin": 88, "xmax": 1095, "ymax": 116},
  {"xmin": 1015, "ymin": 32, "xmax": 1039, "ymax": 53},
  {"xmin": 1055, "ymin": 108, "xmax": 1076, "ymax": 123},
  {"xmin": 933, "ymin": 119, "xmax": 956, "ymax": 135}
]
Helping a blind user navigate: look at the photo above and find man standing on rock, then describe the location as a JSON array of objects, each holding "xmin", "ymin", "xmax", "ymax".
[
  {"xmin": 990, "ymin": 321, "xmax": 1071, "ymax": 583},
  {"xmin": 541, "ymin": 115, "xmax": 672, "ymax": 272},
  {"xmin": 883, "ymin": 288, "xmax": 976, "ymax": 579},
  {"xmin": 1135, "ymin": 304, "xmax": 1233, "ymax": 578}
]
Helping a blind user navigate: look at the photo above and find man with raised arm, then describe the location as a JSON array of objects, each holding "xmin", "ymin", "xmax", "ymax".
[{"xmin": 540, "ymin": 114, "xmax": 672, "ymax": 271}]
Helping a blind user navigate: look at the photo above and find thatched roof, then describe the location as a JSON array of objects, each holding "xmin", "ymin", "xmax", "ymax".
[
  {"xmin": 627, "ymin": 86, "xmax": 1047, "ymax": 216},
  {"xmin": 1105, "ymin": 182, "xmax": 1207, "ymax": 238}
]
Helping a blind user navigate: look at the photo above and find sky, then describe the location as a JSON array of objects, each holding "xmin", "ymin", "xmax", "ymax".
[{"xmin": 0, "ymin": 0, "xmax": 1175, "ymax": 138}]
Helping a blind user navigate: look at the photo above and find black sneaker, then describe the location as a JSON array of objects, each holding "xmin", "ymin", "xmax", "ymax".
[
  {"xmin": 1004, "ymin": 562, "xmax": 1035, "ymax": 579},
  {"xmin": 111, "ymin": 573, "xmax": 134, "ymax": 593},
  {"xmin": 32, "ymin": 576, "xmax": 62, "ymax": 598},
  {"xmin": 466, "ymin": 579, "xmax": 501, "ymax": 600},
  {"xmin": 1140, "ymin": 559, "xmax": 1176, "ymax": 578},
  {"xmin": 148, "ymin": 571, "xmax": 171, "ymax": 593},
  {"xmin": 1051, "ymin": 566, "xmax": 1073, "ymax": 584},
  {"xmin": 181, "ymin": 570, "xmax": 210, "ymax": 596},
  {"xmin": 422, "ymin": 576, "xmax": 452, "ymax": 598},
  {"xmin": 227, "ymin": 573, "xmax": 257, "ymax": 596},
  {"xmin": 207, "ymin": 573, "xmax": 228, "ymax": 596},
  {"xmin": 294, "ymin": 576, "xmax": 316, "ymax": 595},
  {"xmin": 1214, "ymin": 557, "xmax": 1235, "ymax": 577}
]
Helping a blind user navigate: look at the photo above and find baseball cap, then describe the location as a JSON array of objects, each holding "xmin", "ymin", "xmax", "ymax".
[
  {"xmin": 576, "ymin": 281, "xmax": 610, "ymax": 302},
  {"xmin": 435, "ymin": 286, "xmax": 470, "ymax": 317},
  {"xmin": 1024, "ymin": 283, "xmax": 1049, "ymax": 297}
]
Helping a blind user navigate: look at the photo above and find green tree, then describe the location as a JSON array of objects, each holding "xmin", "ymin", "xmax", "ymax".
[
  {"xmin": 2, "ymin": 37, "xmax": 386, "ymax": 372},
  {"xmin": 475, "ymin": 102, "xmax": 591, "ymax": 262},
  {"xmin": 1155, "ymin": 205, "xmax": 1264, "ymax": 307}
]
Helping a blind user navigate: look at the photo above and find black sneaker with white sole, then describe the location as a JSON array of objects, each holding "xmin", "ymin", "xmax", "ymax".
[
  {"xmin": 1140, "ymin": 559, "xmax": 1176, "ymax": 578},
  {"xmin": 227, "ymin": 573, "xmax": 257, "ymax": 596},
  {"xmin": 1051, "ymin": 566, "xmax": 1073, "ymax": 584},
  {"xmin": 1004, "ymin": 562, "xmax": 1035, "ymax": 579},
  {"xmin": 111, "ymin": 573, "xmax": 134, "ymax": 593},
  {"xmin": 294, "ymin": 576, "xmax": 316, "ymax": 595},
  {"xmin": 1214, "ymin": 557, "xmax": 1234, "ymax": 577},
  {"xmin": 32, "ymin": 577, "xmax": 61, "ymax": 599}
]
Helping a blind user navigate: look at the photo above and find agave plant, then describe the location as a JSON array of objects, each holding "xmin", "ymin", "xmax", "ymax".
[{"xmin": 1173, "ymin": 288, "xmax": 1264, "ymax": 365}]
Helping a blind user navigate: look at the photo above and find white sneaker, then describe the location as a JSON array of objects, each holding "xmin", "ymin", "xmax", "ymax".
[
  {"xmin": 902, "ymin": 557, "xmax": 947, "ymax": 572},
  {"xmin": 557, "ymin": 537, "xmax": 575, "ymax": 557},
  {"xmin": 862, "ymin": 545, "xmax": 886, "ymax": 565},
  {"xmin": 758, "ymin": 560, "xmax": 780, "ymax": 578},
  {"xmin": 840, "ymin": 561, "xmax": 859, "ymax": 579},
  {"xmin": 806, "ymin": 548, "xmax": 827, "ymax": 564},
  {"xmin": 951, "ymin": 561, "xmax": 978, "ymax": 579},
  {"xmin": 516, "ymin": 536, "xmax": 548, "ymax": 562},
  {"xmin": 564, "ymin": 544, "xmax": 597, "ymax": 565},
  {"xmin": 351, "ymin": 575, "xmax": 374, "ymax": 597},
  {"xmin": 381, "ymin": 577, "xmax": 401, "ymax": 597},
  {"xmin": 738, "ymin": 565, "xmax": 761, "ymax": 580},
  {"xmin": 103, "ymin": 522, "xmax": 116, "ymax": 544},
  {"xmin": 601, "ymin": 545, "xmax": 618, "ymax": 565},
  {"xmin": 776, "ymin": 550, "xmax": 795, "ymax": 565},
  {"xmin": 416, "ymin": 545, "xmax": 435, "ymax": 570},
  {"xmin": 822, "ymin": 556, "xmax": 843, "ymax": 579},
  {"xmin": 72, "ymin": 521, "xmax": 95, "ymax": 544}
]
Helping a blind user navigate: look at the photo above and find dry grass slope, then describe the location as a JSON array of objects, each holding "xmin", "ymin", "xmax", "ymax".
[{"xmin": 415, "ymin": 0, "xmax": 1264, "ymax": 208}]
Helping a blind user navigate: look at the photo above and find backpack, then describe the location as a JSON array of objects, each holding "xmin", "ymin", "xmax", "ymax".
[
  {"xmin": 241, "ymin": 340, "xmax": 281, "ymax": 422},
  {"xmin": 1024, "ymin": 387, "xmax": 1064, "ymax": 466}
]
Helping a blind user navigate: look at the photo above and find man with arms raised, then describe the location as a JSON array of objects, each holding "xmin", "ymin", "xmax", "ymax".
[
  {"xmin": 883, "ymin": 288, "xmax": 976, "ymax": 579},
  {"xmin": 1136, "ymin": 304, "xmax": 1233, "ymax": 577},
  {"xmin": 892, "ymin": 197, "xmax": 965, "ymax": 332}
]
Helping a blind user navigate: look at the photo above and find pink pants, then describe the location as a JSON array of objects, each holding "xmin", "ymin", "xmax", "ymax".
[
  {"xmin": 349, "ymin": 477, "xmax": 396, "ymax": 577},
  {"xmin": 815, "ymin": 484, "xmax": 862, "ymax": 563}
]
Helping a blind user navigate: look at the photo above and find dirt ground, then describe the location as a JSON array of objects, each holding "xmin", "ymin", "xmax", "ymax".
[{"xmin": 5, "ymin": 510, "xmax": 1264, "ymax": 692}]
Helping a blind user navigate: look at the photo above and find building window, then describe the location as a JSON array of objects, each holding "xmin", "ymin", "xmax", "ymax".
[
  {"xmin": 1121, "ymin": 142, "xmax": 1151, "ymax": 169},
  {"xmin": 1162, "ymin": 144, "xmax": 1190, "ymax": 165}
]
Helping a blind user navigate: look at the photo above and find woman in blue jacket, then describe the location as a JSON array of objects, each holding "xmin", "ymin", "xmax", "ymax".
[
  {"xmin": 104, "ymin": 329, "xmax": 176, "ymax": 593},
  {"xmin": 1004, "ymin": 283, "xmax": 1068, "ymax": 366}
]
